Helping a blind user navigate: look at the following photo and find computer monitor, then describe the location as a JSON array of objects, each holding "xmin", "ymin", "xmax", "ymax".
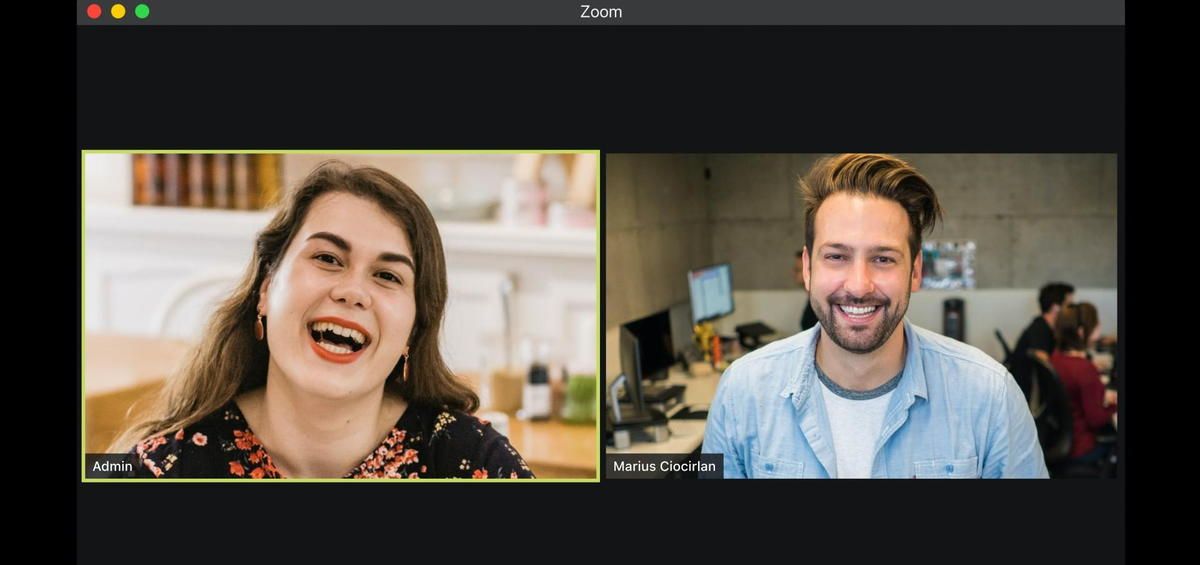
[
  {"xmin": 668, "ymin": 301, "xmax": 694, "ymax": 357},
  {"xmin": 688, "ymin": 263, "xmax": 734, "ymax": 324},
  {"xmin": 621, "ymin": 310, "xmax": 674, "ymax": 382},
  {"xmin": 618, "ymin": 326, "xmax": 645, "ymax": 411}
]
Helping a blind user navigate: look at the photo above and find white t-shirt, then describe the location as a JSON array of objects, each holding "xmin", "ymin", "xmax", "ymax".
[{"xmin": 816, "ymin": 363, "xmax": 901, "ymax": 479}]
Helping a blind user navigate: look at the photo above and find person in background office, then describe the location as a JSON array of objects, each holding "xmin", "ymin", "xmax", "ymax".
[
  {"xmin": 112, "ymin": 161, "xmax": 533, "ymax": 479},
  {"xmin": 795, "ymin": 250, "xmax": 820, "ymax": 331},
  {"xmin": 1010, "ymin": 282, "xmax": 1075, "ymax": 399},
  {"xmin": 703, "ymin": 153, "xmax": 1047, "ymax": 478},
  {"xmin": 1049, "ymin": 302, "xmax": 1117, "ymax": 466}
]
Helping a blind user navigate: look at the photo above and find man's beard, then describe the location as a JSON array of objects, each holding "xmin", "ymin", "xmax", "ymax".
[{"xmin": 812, "ymin": 287, "xmax": 909, "ymax": 354}]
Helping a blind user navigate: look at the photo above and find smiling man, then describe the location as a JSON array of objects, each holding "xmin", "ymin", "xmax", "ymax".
[{"xmin": 702, "ymin": 154, "xmax": 1047, "ymax": 478}]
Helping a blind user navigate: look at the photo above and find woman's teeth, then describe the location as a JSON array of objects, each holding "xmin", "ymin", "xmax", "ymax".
[
  {"xmin": 309, "ymin": 321, "xmax": 369, "ymax": 355},
  {"xmin": 311, "ymin": 321, "xmax": 366, "ymax": 346},
  {"xmin": 316, "ymin": 341, "xmax": 354, "ymax": 355}
]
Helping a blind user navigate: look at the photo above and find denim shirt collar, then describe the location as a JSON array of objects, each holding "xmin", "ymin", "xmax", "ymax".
[
  {"xmin": 780, "ymin": 318, "xmax": 929, "ymax": 409},
  {"xmin": 778, "ymin": 319, "xmax": 928, "ymax": 477}
]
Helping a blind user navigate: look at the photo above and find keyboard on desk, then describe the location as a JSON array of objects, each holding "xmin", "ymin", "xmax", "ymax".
[
  {"xmin": 637, "ymin": 383, "xmax": 686, "ymax": 413},
  {"xmin": 671, "ymin": 406, "xmax": 709, "ymax": 420},
  {"xmin": 642, "ymin": 383, "xmax": 685, "ymax": 401}
]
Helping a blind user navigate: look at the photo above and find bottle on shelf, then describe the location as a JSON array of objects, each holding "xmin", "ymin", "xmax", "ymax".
[
  {"xmin": 522, "ymin": 361, "xmax": 552, "ymax": 421},
  {"xmin": 520, "ymin": 340, "xmax": 552, "ymax": 421}
]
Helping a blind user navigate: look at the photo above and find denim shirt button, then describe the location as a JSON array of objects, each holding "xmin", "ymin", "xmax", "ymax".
[
  {"xmin": 945, "ymin": 464, "xmax": 954, "ymax": 474},
  {"xmin": 765, "ymin": 463, "xmax": 775, "ymax": 471}
]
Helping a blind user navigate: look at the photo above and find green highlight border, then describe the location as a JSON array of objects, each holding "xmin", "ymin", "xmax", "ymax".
[{"xmin": 81, "ymin": 149, "xmax": 602, "ymax": 483}]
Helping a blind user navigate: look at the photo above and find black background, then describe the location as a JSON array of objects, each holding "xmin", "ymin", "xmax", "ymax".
[{"xmin": 76, "ymin": 26, "xmax": 1127, "ymax": 563}]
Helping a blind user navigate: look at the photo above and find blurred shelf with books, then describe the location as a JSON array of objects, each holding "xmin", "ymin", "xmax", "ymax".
[{"xmin": 87, "ymin": 152, "xmax": 596, "ymax": 259}]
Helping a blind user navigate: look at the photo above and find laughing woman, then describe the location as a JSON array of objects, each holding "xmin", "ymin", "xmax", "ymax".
[{"xmin": 113, "ymin": 161, "xmax": 534, "ymax": 479}]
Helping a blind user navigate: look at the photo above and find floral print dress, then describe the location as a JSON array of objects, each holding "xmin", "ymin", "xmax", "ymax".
[{"xmin": 127, "ymin": 401, "xmax": 534, "ymax": 479}]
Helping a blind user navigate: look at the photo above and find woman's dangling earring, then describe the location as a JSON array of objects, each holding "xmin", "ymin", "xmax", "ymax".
[
  {"xmin": 402, "ymin": 353, "xmax": 410, "ymax": 383},
  {"xmin": 255, "ymin": 313, "xmax": 265, "ymax": 341}
]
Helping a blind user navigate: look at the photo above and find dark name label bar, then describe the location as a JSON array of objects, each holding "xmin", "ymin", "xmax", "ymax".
[
  {"xmin": 84, "ymin": 453, "xmax": 140, "ymax": 479},
  {"xmin": 606, "ymin": 454, "xmax": 724, "ymax": 478}
]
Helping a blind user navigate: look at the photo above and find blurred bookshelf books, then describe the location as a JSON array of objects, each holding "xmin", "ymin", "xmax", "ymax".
[{"xmin": 132, "ymin": 154, "xmax": 282, "ymax": 210}]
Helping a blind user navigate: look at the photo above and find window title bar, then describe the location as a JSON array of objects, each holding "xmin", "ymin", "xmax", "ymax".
[{"xmin": 78, "ymin": 1, "xmax": 1124, "ymax": 26}]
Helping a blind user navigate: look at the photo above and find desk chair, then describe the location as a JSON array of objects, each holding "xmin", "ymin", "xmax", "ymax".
[
  {"xmin": 995, "ymin": 329, "xmax": 1013, "ymax": 368},
  {"xmin": 1029, "ymin": 355, "xmax": 1115, "ymax": 478},
  {"xmin": 1002, "ymin": 333, "xmax": 1037, "ymax": 403},
  {"xmin": 1092, "ymin": 426, "xmax": 1119, "ymax": 479},
  {"xmin": 1028, "ymin": 355, "xmax": 1072, "ymax": 466}
]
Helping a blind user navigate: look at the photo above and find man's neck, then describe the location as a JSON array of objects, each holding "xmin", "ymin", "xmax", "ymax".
[
  {"xmin": 1042, "ymin": 311, "xmax": 1057, "ymax": 327},
  {"xmin": 816, "ymin": 324, "xmax": 907, "ymax": 392}
]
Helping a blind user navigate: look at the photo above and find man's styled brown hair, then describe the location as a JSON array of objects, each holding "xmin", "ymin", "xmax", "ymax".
[{"xmin": 799, "ymin": 154, "xmax": 943, "ymax": 262}]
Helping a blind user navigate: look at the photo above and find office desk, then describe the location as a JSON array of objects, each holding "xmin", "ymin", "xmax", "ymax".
[
  {"xmin": 85, "ymin": 333, "xmax": 193, "ymax": 452},
  {"xmin": 507, "ymin": 418, "xmax": 597, "ymax": 478},
  {"xmin": 85, "ymin": 332, "xmax": 193, "ymax": 396},
  {"xmin": 84, "ymin": 333, "xmax": 597, "ymax": 478},
  {"xmin": 606, "ymin": 366, "xmax": 723, "ymax": 457}
]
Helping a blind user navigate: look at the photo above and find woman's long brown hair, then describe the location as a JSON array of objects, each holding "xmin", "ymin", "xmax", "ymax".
[
  {"xmin": 110, "ymin": 160, "xmax": 477, "ymax": 450},
  {"xmin": 1055, "ymin": 302, "xmax": 1100, "ymax": 353}
]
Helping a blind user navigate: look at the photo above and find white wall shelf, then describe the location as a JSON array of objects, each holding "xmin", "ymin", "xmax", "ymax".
[{"xmin": 86, "ymin": 205, "xmax": 596, "ymax": 260}]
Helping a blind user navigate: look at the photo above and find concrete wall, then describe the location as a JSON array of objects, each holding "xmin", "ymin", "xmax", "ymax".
[
  {"xmin": 605, "ymin": 154, "xmax": 711, "ymax": 327},
  {"xmin": 706, "ymin": 153, "xmax": 1118, "ymax": 290},
  {"xmin": 900, "ymin": 154, "xmax": 1118, "ymax": 289},
  {"xmin": 707, "ymin": 154, "xmax": 818, "ymax": 290}
]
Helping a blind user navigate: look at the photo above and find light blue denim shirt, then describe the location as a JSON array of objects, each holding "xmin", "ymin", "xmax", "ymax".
[{"xmin": 702, "ymin": 320, "xmax": 1048, "ymax": 478}]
